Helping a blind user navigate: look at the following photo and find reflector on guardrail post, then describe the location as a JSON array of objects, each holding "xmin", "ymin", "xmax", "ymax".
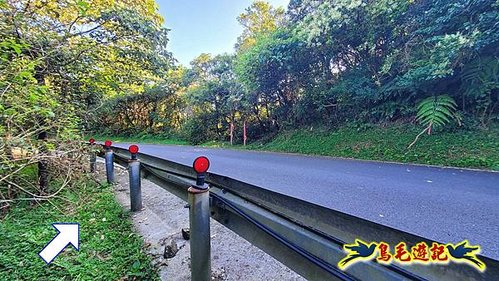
[
  {"xmin": 89, "ymin": 138, "xmax": 96, "ymax": 173},
  {"xmin": 104, "ymin": 140, "xmax": 114, "ymax": 184},
  {"xmin": 128, "ymin": 145, "xmax": 142, "ymax": 212},
  {"xmin": 188, "ymin": 156, "xmax": 211, "ymax": 281}
]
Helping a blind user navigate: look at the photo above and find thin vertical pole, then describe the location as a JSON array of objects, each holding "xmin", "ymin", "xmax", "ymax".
[
  {"xmin": 243, "ymin": 121, "xmax": 247, "ymax": 146},
  {"xmin": 230, "ymin": 122, "xmax": 234, "ymax": 145},
  {"xmin": 188, "ymin": 186, "xmax": 211, "ymax": 281}
]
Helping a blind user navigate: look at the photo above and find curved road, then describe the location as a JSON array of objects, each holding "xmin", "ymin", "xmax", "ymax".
[{"xmin": 114, "ymin": 143, "xmax": 499, "ymax": 259}]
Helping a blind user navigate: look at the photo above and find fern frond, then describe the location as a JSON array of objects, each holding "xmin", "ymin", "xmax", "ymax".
[{"xmin": 409, "ymin": 94, "xmax": 461, "ymax": 148}]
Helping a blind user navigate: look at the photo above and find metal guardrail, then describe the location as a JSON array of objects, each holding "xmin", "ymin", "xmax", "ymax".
[{"xmin": 98, "ymin": 145, "xmax": 499, "ymax": 281}]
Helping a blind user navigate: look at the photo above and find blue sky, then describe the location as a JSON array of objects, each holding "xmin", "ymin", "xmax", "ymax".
[{"xmin": 156, "ymin": 0, "xmax": 290, "ymax": 66}]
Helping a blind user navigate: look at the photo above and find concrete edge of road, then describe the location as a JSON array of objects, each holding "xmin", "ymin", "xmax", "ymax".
[{"xmin": 109, "ymin": 141, "xmax": 498, "ymax": 174}]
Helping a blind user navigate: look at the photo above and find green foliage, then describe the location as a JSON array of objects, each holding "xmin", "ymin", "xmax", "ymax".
[
  {"xmin": 93, "ymin": 72, "xmax": 186, "ymax": 136},
  {"xmin": 181, "ymin": 54, "xmax": 247, "ymax": 143},
  {"xmin": 180, "ymin": 115, "xmax": 217, "ymax": 145},
  {"xmin": 1, "ymin": 0, "xmax": 172, "ymax": 198},
  {"xmin": 0, "ymin": 38, "xmax": 83, "ymax": 201},
  {"xmin": 460, "ymin": 55, "xmax": 499, "ymax": 125},
  {"xmin": 287, "ymin": 0, "xmax": 499, "ymax": 125},
  {"xmin": 236, "ymin": 28, "xmax": 319, "ymax": 131},
  {"xmin": 249, "ymin": 125, "xmax": 499, "ymax": 170},
  {"xmin": 89, "ymin": 0, "xmax": 498, "ymax": 160},
  {"xmin": 236, "ymin": 1, "xmax": 285, "ymax": 51},
  {"xmin": 0, "ymin": 39, "xmax": 63, "ymax": 138},
  {"xmin": 416, "ymin": 95, "xmax": 461, "ymax": 133},
  {"xmin": 0, "ymin": 180, "xmax": 158, "ymax": 280},
  {"xmin": 407, "ymin": 95, "xmax": 462, "ymax": 148}
]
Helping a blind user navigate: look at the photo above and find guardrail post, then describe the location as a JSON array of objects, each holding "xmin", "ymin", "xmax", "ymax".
[
  {"xmin": 104, "ymin": 140, "xmax": 114, "ymax": 184},
  {"xmin": 89, "ymin": 138, "xmax": 96, "ymax": 173},
  {"xmin": 128, "ymin": 145, "xmax": 142, "ymax": 211},
  {"xmin": 188, "ymin": 156, "xmax": 211, "ymax": 281}
]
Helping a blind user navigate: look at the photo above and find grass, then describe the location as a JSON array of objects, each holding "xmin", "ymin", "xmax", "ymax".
[
  {"xmin": 245, "ymin": 125, "xmax": 499, "ymax": 171},
  {"xmin": 91, "ymin": 124, "xmax": 499, "ymax": 171},
  {"xmin": 0, "ymin": 179, "xmax": 158, "ymax": 280}
]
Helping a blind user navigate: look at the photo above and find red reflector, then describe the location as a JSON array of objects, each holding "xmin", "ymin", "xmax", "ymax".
[
  {"xmin": 104, "ymin": 140, "xmax": 112, "ymax": 147},
  {"xmin": 193, "ymin": 156, "xmax": 210, "ymax": 174},
  {"xmin": 129, "ymin": 145, "xmax": 139, "ymax": 154},
  {"xmin": 89, "ymin": 138, "xmax": 95, "ymax": 144}
]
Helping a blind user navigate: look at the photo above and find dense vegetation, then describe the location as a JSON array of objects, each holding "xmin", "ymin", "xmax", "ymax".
[
  {"xmin": 248, "ymin": 125, "xmax": 499, "ymax": 170},
  {"xmin": 1, "ymin": 0, "xmax": 498, "ymax": 203},
  {"xmin": 98, "ymin": 124, "xmax": 499, "ymax": 170},
  {"xmin": 0, "ymin": 0, "xmax": 173, "ymax": 201},
  {"xmin": 0, "ymin": 0, "xmax": 497, "ymax": 278},
  {"xmin": 94, "ymin": 0, "xmax": 498, "ymax": 149},
  {"xmin": 0, "ymin": 180, "xmax": 158, "ymax": 280},
  {"xmin": 0, "ymin": 3, "xmax": 168, "ymax": 278}
]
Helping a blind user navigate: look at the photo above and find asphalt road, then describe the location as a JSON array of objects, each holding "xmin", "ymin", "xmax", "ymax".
[{"xmin": 114, "ymin": 143, "xmax": 499, "ymax": 259}]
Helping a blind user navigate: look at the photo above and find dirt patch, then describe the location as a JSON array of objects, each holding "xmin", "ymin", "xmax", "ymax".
[{"xmin": 96, "ymin": 162, "xmax": 304, "ymax": 281}]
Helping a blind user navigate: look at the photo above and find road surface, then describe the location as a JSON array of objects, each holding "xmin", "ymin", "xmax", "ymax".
[{"xmin": 113, "ymin": 143, "xmax": 499, "ymax": 259}]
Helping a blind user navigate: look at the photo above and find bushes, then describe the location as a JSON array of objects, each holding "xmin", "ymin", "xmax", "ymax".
[
  {"xmin": 88, "ymin": 0, "xmax": 499, "ymax": 153},
  {"xmin": 180, "ymin": 116, "xmax": 215, "ymax": 145},
  {"xmin": 1, "ymin": 0, "xmax": 172, "ymax": 202},
  {"xmin": 0, "ymin": 38, "xmax": 86, "ymax": 204}
]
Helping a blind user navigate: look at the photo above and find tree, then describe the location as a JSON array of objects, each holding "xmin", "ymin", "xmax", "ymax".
[
  {"xmin": 1, "ymin": 0, "xmax": 174, "ymax": 131},
  {"xmin": 95, "ymin": 68, "xmax": 186, "ymax": 136},
  {"xmin": 236, "ymin": 1, "xmax": 285, "ymax": 52},
  {"xmin": 291, "ymin": 0, "xmax": 498, "ymax": 124},
  {"xmin": 79, "ymin": 0, "xmax": 499, "ymax": 146},
  {"xmin": 236, "ymin": 29, "xmax": 319, "ymax": 131},
  {"xmin": 0, "ymin": 0, "xmax": 173, "ymax": 199},
  {"xmin": 182, "ymin": 54, "xmax": 246, "ymax": 144}
]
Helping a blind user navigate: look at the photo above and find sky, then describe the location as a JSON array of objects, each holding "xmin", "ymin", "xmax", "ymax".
[{"xmin": 156, "ymin": 0, "xmax": 290, "ymax": 66}]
